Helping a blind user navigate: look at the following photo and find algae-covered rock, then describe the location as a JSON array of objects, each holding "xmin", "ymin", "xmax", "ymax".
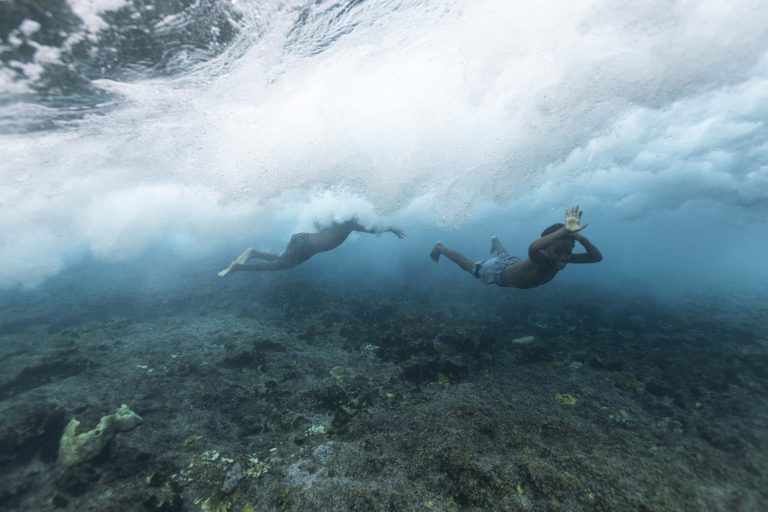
[
  {"xmin": 555, "ymin": 393, "xmax": 578, "ymax": 406},
  {"xmin": 58, "ymin": 404, "xmax": 142, "ymax": 467},
  {"xmin": 511, "ymin": 335, "xmax": 536, "ymax": 345}
]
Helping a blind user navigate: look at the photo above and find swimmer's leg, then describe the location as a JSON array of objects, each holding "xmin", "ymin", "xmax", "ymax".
[
  {"xmin": 429, "ymin": 241, "xmax": 443, "ymax": 262},
  {"xmin": 218, "ymin": 260, "xmax": 239, "ymax": 277},
  {"xmin": 219, "ymin": 236, "xmax": 315, "ymax": 277},
  {"xmin": 490, "ymin": 236, "xmax": 507, "ymax": 254},
  {"xmin": 236, "ymin": 247, "xmax": 279, "ymax": 264},
  {"xmin": 430, "ymin": 241, "xmax": 475, "ymax": 273},
  {"xmin": 218, "ymin": 247, "xmax": 283, "ymax": 277},
  {"xmin": 218, "ymin": 257, "xmax": 296, "ymax": 276}
]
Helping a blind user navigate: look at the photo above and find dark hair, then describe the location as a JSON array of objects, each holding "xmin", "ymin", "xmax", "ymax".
[{"xmin": 541, "ymin": 223, "xmax": 564, "ymax": 237}]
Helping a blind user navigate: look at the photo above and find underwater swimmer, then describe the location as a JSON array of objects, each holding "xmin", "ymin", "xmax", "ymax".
[
  {"xmin": 218, "ymin": 219, "xmax": 406, "ymax": 276},
  {"xmin": 429, "ymin": 205, "xmax": 602, "ymax": 289}
]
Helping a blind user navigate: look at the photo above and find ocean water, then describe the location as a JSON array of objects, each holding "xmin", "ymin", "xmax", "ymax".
[{"xmin": 1, "ymin": 1, "xmax": 767, "ymax": 510}]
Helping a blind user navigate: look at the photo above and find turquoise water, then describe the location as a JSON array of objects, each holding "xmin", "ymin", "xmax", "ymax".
[{"xmin": 1, "ymin": 1, "xmax": 768, "ymax": 510}]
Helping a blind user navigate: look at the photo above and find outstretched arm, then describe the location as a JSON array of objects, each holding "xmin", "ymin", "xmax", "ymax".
[
  {"xmin": 528, "ymin": 226, "xmax": 571, "ymax": 259},
  {"xmin": 528, "ymin": 205, "xmax": 591, "ymax": 260},
  {"xmin": 385, "ymin": 227, "xmax": 406, "ymax": 239},
  {"xmin": 569, "ymin": 233, "xmax": 603, "ymax": 263},
  {"xmin": 528, "ymin": 205, "xmax": 587, "ymax": 259},
  {"xmin": 351, "ymin": 221, "xmax": 406, "ymax": 239}
]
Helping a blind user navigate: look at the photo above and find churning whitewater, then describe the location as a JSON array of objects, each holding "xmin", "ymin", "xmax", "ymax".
[
  {"xmin": 1, "ymin": 1, "xmax": 767, "ymax": 511},
  {"xmin": 1, "ymin": 0, "xmax": 767, "ymax": 290}
]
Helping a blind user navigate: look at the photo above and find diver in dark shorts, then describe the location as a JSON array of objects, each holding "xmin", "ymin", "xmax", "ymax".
[
  {"xmin": 429, "ymin": 205, "xmax": 602, "ymax": 289},
  {"xmin": 218, "ymin": 219, "xmax": 406, "ymax": 276}
]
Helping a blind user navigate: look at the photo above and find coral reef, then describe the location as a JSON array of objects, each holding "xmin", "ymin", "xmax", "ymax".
[{"xmin": 0, "ymin": 271, "xmax": 766, "ymax": 510}]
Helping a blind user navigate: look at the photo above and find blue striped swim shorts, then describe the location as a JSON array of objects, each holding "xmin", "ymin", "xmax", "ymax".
[{"xmin": 473, "ymin": 253, "xmax": 521, "ymax": 286}]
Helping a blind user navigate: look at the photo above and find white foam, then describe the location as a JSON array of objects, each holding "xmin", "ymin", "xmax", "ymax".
[
  {"xmin": 158, "ymin": 0, "xmax": 768, "ymax": 221},
  {"xmin": 520, "ymin": 75, "xmax": 768, "ymax": 217},
  {"xmin": 2, "ymin": 0, "xmax": 768, "ymax": 289},
  {"xmin": 19, "ymin": 19, "xmax": 41, "ymax": 37},
  {"xmin": 67, "ymin": 0, "xmax": 130, "ymax": 33},
  {"xmin": 0, "ymin": 19, "xmax": 67, "ymax": 93},
  {"xmin": 81, "ymin": 182, "xmax": 268, "ymax": 259}
]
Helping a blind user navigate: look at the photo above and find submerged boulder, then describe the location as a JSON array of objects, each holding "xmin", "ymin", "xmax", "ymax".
[{"xmin": 57, "ymin": 404, "xmax": 142, "ymax": 467}]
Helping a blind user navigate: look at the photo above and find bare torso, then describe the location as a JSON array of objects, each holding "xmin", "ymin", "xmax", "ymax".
[
  {"xmin": 306, "ymin": 221, "xmax": 360, "ymax": 253},
  {"xmin": 501, "ymin": 258, "xmax": 560, "ymax": 289}
]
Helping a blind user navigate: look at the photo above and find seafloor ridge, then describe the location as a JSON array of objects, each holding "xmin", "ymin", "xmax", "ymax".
[{"xmin": 1, "ymin": 265, "xmax": 766, "ymax": 511}]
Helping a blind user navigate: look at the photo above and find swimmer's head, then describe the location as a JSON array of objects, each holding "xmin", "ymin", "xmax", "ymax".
[
  {"xmin": 541, "ymin": 223, "xmax": 564, "ymax": 237},
  {"xmin": 541, "ymin": 223, "xmax": 574, "ymax": 269}
]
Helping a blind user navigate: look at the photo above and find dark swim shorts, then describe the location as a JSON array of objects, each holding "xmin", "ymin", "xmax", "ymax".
[{"xmin": 472, "ymin": 253, "xmax": 520, "ymax": 286}]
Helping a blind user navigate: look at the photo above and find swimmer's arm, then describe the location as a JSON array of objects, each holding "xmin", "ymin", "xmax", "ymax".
[
  {"xmin": 352, "ymin": 223, "xmax": 407, "ymax": 239},
  {"xmin": 569, "ymin": 233, "xmax": 603, "ymax": 263},
  {"xmin": 385, "ymin": 227, "xmax": 407, "ymax": 239},
  {"xmin": 527, "ymin": 227, "xmax": 571, "ymax": 260},
  {"xmin": 529, "ymin": 205, "xmax": 588, "ymax": 260}
]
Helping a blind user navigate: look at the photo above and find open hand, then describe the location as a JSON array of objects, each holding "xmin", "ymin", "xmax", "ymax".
[
  {"xmin": 564, "ymin": 205, "xmax": 588, "ymax": 233},
  {"xmin": 389, "ymin": 227, "xmax": 407, "ymax": 239}
]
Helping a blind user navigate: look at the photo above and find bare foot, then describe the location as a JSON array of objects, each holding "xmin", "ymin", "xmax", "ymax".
[
  {"xmin": 430, "ymin": 241, "xmax": 443, "ymax": 262},
  {"xmin": 235, "ymin": 247, "xmax": 255, "ymax": 265},
  {"xmin": 218, "ymin": 261, "xmax": 238, "ymax": 277}
]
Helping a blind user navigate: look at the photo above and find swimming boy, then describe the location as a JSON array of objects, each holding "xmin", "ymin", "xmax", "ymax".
[
  {"xmin": 218, "ymin": 219, "xmax": 406, "ymax": 276},
  {"xmin": 429, "ymin": 206, "xmax": 602, "ymax": 289}
]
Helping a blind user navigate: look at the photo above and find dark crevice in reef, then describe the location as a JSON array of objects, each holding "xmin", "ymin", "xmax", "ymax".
[{"xmin": 0, "ymin": 348, "xmax": 94, "ymax": 400}]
